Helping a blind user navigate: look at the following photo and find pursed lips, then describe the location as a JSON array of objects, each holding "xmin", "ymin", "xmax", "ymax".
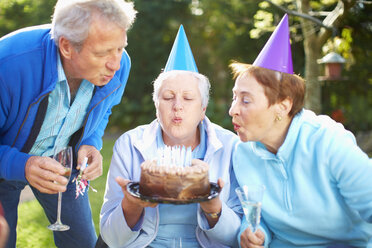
[
  {"xmin": 232, "ymin": 121, "xmax": 241, "ymax": 131},
  {"xmin": 103, "ymin": 74, "xmax": 114, "ymax": 80},
  {"xmin": 173, "ymin": 116, "xmax": 183, "ymax": 124}
]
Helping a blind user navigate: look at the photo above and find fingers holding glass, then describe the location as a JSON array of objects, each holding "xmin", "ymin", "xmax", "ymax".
[{"xmin": 47, "ymin": 146, "xmax": 73, "ymax": 231}]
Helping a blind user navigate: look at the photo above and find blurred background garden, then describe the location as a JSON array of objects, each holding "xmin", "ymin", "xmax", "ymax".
[{"xmin": 1, "ymin": 0, "xmax": 371, "ymax": 247}]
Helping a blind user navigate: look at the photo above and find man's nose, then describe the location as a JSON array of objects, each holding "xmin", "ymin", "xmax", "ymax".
[{"xmin": 106, "ymin": 52, "xmax": 121, "ymax": 71}]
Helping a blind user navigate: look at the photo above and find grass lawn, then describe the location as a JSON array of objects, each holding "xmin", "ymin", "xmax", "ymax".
[{"xmin": 16, "ymin": 137, "xmax": 117, "ymax": 248}]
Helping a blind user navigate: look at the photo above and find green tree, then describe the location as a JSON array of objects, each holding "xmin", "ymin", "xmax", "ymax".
[
  {"xmin": 0, "ymin": 0, "xmax": 55, "ymax": 36},
  {"xmin": 189, "ymin": 0, "xmax": 261, "ymax": 129},
  {"xmin": 321, "ymin": 2, "xmax": 372, "ymax": 132}
]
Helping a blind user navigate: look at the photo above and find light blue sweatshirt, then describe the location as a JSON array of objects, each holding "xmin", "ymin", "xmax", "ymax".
[
  {"xmin": 233, "ymin": 109, "xmax": 372, "ymax": 248},
  {"xmin": 100, "ymin": 117, "xmax": 242, "ymax": 248}
]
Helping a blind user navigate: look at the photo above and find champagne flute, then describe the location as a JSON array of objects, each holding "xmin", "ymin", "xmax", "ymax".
[
  {"xmin": 47, "ymin": 146, "xmax": 73, "ymax": 231},
  {"xmin": 235, "ymin": 184, "xmax": 265, "ymax": 233}
]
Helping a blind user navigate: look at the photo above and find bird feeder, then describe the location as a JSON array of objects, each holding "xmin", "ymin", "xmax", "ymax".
[{"xmin": 317, "ymin": 52, "xmax": 346, "ymax": 81}]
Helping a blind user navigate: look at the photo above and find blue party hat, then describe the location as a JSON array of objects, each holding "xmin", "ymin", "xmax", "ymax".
[
  {"xmin": 164, "ymin": 25, "xmax": 198, "ymax": 72},
  {"xmin": 253, "ymin": 14, "xmax": 293, "ymax": 74}
]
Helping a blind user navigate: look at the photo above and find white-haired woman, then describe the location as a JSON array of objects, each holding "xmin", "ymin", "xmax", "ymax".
[{"xmin": 100, "ymin": 70, "xmax": 242, "ymax": 247}]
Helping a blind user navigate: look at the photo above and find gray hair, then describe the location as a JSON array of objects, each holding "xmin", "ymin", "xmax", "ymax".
[
  {"xmin": 51, "ymin": 0, "xmax": 137, "ymax": 50},
  {"xmin": 152, "ymin": 70, "xmax": 211, "ymax": 108}
]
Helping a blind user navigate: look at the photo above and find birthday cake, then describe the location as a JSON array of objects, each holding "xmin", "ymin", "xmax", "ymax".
[{"xmin": 139, "ymin": 159, "xmax": 210, "ymax": 200}]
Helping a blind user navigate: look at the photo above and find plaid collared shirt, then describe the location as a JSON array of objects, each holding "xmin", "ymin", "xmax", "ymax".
[{"xmin": 29, "ymin": 53, "xmax": 94, "ymax": 157}]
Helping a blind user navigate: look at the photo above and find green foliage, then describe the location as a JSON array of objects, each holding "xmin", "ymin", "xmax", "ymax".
[
  {"xmin": 0, "ymin": 0, "xmax": 55, "ymax": 36},
  {"xmin": 346, "ymin": 95, "xmax": 372, "ymax": 131},
  {"xmin": 17, "ymin": 200, "xmax": 53, "ymax": 247},
  {"xmin": 311, "ymin": 0, "xmax": 337, "ymax": 9},
  {"xmin": 322, "ymin": 3, "xmax": 372, "ymax": 133},
  {"xmin": 322, "ymin": 28, "xmax": 354, "ymax": 68},
  {"xmin": 188, "ymin": 0, "xmax": 260, "ymax": 128},
  {"xmin": 250, "ymin": 10, "xmax": 274, "ymax": 38}
]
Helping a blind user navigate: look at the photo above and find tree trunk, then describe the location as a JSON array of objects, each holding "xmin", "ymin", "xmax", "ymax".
[
  {"xmin": 295, "ymin": 0, "xmax": 355, "ymax": 114},
  {"xmin": 296, "ymin": 0, "xmax": 323, "ymax": 114},
  {"xmin": 303, "ymin": 35, "xmax": 322, "ymax": 113}
]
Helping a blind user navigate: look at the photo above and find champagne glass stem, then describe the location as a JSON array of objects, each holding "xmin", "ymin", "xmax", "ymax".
[{"xmin": 56, "ymin": 192, "xmax": 62, "ymax": 224}]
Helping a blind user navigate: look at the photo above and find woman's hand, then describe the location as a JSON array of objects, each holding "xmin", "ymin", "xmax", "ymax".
[
  {"xmin": 200, "ymin": 178, "xmax": 224, "ymax": 212},
  {"xmin": 240, "ymin": 227, "xmax": 265, "ymax": 248},
  {"xmin": 199, "ymin": 178, "xmax": 224, "ymax": 227},
  {"xmin": 116, "ymin": 177, "xmax": 157, "ymax": 228}
]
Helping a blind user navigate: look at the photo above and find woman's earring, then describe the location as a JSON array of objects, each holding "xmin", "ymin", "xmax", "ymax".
[{"xmin": 275, "ymin": 115, "xmax": 282, "ymax": 121}]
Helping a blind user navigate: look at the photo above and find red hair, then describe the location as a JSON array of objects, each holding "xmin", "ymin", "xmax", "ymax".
[{"xmin": 229, "ymin": 62, "xmax": 305, "ymax": 117}]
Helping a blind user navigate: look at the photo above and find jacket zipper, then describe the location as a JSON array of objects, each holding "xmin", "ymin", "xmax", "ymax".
[
  {"xmin": 11, "ymin": 92, "xmax": 51, "ymax": 147},
  {"xmin": 277, "ymin": 159, "xmax": 292, "ymax": 212},
  {"xmin": 75, "ymin": 84, "xmax": 121, "ymax": 151}
]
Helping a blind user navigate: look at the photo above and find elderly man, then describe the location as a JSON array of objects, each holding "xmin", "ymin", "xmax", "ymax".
[{"xmin": 0, "ymin": 0, "xmax": 136, "ymax": 247}]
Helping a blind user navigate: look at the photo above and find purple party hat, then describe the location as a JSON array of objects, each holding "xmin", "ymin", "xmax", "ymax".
[
  {"xmin": 164, "ymin": 25, "xmax": 198, "ymax": 73},
  {"xmin": 253, "ymin": 14, "xmax": 293, "ymax": 74}
]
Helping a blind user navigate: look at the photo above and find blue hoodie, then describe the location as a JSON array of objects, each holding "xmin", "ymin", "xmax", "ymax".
[
  {"xmin": 233, "ymin": 109, "xmax": 372, "ymax": 248},
  {"xmin": 0, "ymin": 25, "xmax": 130, "ymax": 181}
]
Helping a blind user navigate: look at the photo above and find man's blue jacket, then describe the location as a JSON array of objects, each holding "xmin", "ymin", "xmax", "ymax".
[{"xmin": 0, "ymin": 25, "xmax": 130, "ymax": 181}]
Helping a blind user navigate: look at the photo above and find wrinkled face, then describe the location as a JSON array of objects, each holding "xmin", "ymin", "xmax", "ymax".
[
  {"xmin": 66, "ymin": 17, "xmax": 127, "ymax": 86},
  {"xmin": 229, "ymin": 73, "xmax": 278, "ymax": 142},
  {"xmin": 156, "ymin": 73, "xmax": 206, "ymax": 146}
]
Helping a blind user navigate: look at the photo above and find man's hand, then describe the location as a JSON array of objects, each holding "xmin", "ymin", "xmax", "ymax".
[
  {"xmin": 116, "ymin": 177, "xmax": 157, "ymax": 228},
  {"xmin": 240, "ymin": 227, "xmax": 265, "ymax": 248},
  {"xmin": 25, "ymin": 156, "xmax": 68, "ymax": 194},
  {"xmin": 77, "ymin": 145, "xmax": 102, "ymax": 181}
]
